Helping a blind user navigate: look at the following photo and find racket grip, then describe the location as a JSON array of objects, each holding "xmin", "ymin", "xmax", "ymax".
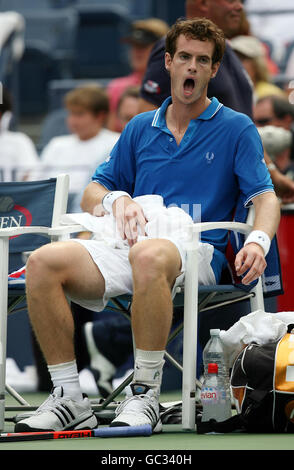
[{"xmin": 93, "ymin": 424, "xmax": 152, "ymax": 437}]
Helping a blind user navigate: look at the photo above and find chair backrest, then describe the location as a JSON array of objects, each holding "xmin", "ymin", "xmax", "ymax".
[{"xmin": 0, "ymin": 175, "xmax": 69, "ymax": 271}]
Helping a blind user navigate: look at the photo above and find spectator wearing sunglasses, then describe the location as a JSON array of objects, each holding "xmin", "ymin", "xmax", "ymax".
[{"xmin": 254, "ymin": 95, "xmax": 294, "ymax": 178}]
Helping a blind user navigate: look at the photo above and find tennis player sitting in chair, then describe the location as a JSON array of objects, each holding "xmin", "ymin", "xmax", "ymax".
[{"xmin": 16, "ymin": 18, "xmax": 280, "ymax": 433}]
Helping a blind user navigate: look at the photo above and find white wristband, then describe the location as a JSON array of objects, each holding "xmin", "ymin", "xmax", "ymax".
[
  {"xmin": 102, "ymin": 191, "xmax": 131, "ymax": 214},
  {"xmin": 244, "ymin": 230, "xmax": 271, "ymax": 256}
]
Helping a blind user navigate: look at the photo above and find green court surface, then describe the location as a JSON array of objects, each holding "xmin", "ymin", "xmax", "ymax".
[{"xmin": 1, "ymin": 391, "xmax": 294, "ymax": 454}]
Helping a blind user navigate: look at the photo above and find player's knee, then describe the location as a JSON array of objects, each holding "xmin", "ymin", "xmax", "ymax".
[
  {"xmin": 27, "ymin": 245, "xmax": 49, "ymax": 273},
  {"xmin": 26, "ymin": 243, "xmax": 61, "ymax": 288},
  {"xmin": 129, "ymin": 243, "xmax": 169, "ymax": 284}
]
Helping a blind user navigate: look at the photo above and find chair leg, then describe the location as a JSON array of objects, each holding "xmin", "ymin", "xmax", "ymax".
[
  {"xmin": 0, "ymin": 238, "xmax": 9, "ymax": 431},
  {"xmin": 92, "ymin": 370, "xmax": 134, "ymax": 411},
  {"xmin": 182, "ymin": 233, "xmax": 199, "ymax": 431},
  {"xmin": 250, "ymin": 277, "xmax": 265, "ymax": 311},
  {"xmin": 5, "ymin": 383, "xmax": 30, "ymax": 406}
]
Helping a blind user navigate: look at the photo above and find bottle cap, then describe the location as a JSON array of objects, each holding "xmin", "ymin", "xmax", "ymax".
[
  {"xmin": 210, "ymin": 329, "xmax": 220, "ymax": 336},
  {"xmin": 208, "ymin": 363, "xmax": 218, "ymax": 373}
]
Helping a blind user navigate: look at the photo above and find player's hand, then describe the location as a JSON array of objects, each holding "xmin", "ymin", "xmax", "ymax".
[
  {"xmin": 113, "ymin": 196, "xmax": 147, "ymax": 246},
  {"xmin": 235, "ymin": 243, "xmax": 267, "ymax": 285}
]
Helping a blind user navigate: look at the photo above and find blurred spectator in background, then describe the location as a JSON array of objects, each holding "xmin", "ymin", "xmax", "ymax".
[
  {"xmin": 116, "ymin": 86, "xmax": 140, "ymax": 131},
  {"xmin": 38, "ymin": 84, "xmax": 120, "ymax": 211},
  {"xmin": 254, "ymin": 95, "xmax": 294, "ymax": 178},
  {"xmin": 107, "ymin": 18, "xmax": 169, "ymax": 132},
  {"xmin": 257, "ymin": 125, "xmax": 294, "ymax": 180},
  {"xmin": 254, "ymin": 94, "xmax": 294, "ymax": 134},
  {"xmin": 230, "ymin": 35, "xmax": 286, "ymax": 101},
  {"xmin": 0, "ymin": 86, "xmax": 39, "ymax": 182},
  {"xmin": 229, "ymin": 9, "xmax": 250, "ymax": 37}
]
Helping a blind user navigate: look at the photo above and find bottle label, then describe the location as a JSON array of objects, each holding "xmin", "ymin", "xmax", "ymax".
[{"xmin": 201, "ymin": 387, "xmax": 224, "ymax": 404}]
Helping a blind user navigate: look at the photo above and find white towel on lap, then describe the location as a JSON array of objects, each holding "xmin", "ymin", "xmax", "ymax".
[{"xmin": 61, "ymin": 194, "xmax": 194, "ymax": 248}]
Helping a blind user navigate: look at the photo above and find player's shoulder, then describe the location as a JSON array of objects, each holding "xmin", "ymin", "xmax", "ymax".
[{"xmin": 220, "ymin": 103, "xmax": 255, "ymax": 129}]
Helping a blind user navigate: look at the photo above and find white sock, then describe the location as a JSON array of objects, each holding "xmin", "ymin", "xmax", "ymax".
[
  {"xmin": 133, "ymin": 349, "xmax": 165, "ymax": 398},
  {"xmin": 48, "ymin": 360, "xmax": 83, "ymax": 402}
]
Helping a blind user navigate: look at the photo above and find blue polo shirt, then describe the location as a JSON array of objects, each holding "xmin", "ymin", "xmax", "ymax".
[{"xmin": 93, "ymin": 97, "xmax": 274, "ymax": 277}]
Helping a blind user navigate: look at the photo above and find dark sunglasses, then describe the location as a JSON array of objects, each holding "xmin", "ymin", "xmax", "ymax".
[{"xmin": 254, "ymin": 118, "xmax": 272, "ymax": 126}]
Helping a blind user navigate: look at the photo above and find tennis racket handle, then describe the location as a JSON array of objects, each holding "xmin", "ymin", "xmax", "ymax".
[{"xmin": 93, "ymin": 424, "xmax": 152, "ymax": 437}]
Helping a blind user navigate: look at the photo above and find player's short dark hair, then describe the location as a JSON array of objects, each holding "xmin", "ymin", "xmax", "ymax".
[{"xmin": 165, "ymin": 17, "xmax": 226, "ymax": 65}]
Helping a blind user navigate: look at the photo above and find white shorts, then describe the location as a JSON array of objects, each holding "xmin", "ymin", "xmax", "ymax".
[{"xmin": 66, "ymin": 237, "xmax": 216, "ymax": 312}]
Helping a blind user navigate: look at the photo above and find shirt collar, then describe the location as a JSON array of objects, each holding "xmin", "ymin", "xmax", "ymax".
[{"xmin": 151, "ymin": 96, "xmax": 223, "ymax": 129}]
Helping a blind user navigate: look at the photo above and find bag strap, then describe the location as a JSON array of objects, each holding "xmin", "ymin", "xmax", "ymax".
[{"xmin": 197, "ymin": 413, "xmax": 246, "ymax": 434}]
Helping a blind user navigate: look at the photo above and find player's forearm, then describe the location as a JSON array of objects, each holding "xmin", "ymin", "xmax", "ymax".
[
  {"xmin": 252, "ymin": 191, "xmax": 281, "ymax": 240},
  {"xmin": 80, "ymin": 181, "xmax": 109, "ymax": 215}
]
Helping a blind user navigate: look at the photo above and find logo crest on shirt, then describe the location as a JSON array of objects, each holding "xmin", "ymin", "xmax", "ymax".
[
  {"xmin": 143, "ymin": 80, "xmax": 161, "ymax": 94},
  {"xmin": 205, "ymin": 152, "xmax": 215, "ymax": 164}
]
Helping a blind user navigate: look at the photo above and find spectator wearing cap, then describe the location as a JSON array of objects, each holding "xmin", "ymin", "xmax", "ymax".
[
  {"xmin": 106, "ymin": 18, "xmax": 169, "ymax": 132},
  {"xmin": 230, "ymin": 35, "xmax": 286, "ymax": 101}
]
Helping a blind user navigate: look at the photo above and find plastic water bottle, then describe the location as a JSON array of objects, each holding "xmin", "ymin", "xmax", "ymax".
[
  {"xmin": 201, "ymin": 363, "xmax": 232, "ymax": 422},
  {"xmin": 203, "ymin": 328, "xmax": 230, "ymax": 395}
]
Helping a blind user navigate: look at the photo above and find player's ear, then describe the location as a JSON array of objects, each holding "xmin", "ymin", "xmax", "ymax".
[
  {"xmin": 211, "ymin": 61, "xmax": 220, "ymax": 79},
  {"xmin": 165, "ymin": 52, "xmax": 172, "ymax": 72}
]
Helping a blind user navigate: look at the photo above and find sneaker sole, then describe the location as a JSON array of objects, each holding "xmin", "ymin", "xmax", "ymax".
[
  {"xmin": 110, "ymin": 419, "xmax": 162, "ymax": 433},
  {"xmin": 15, "ymin": 413, "xmax": 98, "ymax": 433}
]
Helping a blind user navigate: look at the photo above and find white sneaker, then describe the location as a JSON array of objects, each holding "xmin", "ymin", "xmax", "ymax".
[
  {"xmin": 15, "ymin": 386, "xmax": 98, "ymax": 432},
  {"xmin": 110, "ymin": 383, "xmax": 162, "ymax": 433}
]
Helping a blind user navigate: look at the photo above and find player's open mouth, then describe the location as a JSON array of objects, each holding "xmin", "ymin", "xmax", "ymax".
[{"xmin": 183, "ymin": 78, "xmax": 195, "ymax": 96}]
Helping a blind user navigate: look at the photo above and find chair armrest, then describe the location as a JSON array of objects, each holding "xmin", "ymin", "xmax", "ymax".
[
  {"xmin": 48, "ymin": 224, "xmax": 88, "ymax": 236},
  {"xmin": 192, "ymin": 221, "xmax": 252, "ymax": 236},
  {"xmin": 0, "ymin": 226, "xmax": 50, "ymax": 238},
  {"xmin": 0, "ymin": 221, "xmax": 252, "ymax": 239}
]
